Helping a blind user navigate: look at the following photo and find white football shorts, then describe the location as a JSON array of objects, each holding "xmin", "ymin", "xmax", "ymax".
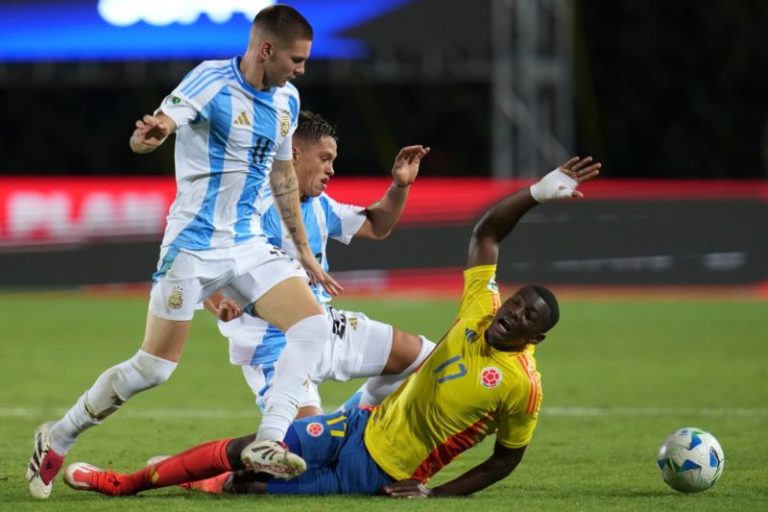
[
  {"xmin": 238, "ymin": 306, "xmax": 394, "ymax": 411},
  {"xmin": 149, "ymin": 239, "xmax": 307, "ymax": 321}
]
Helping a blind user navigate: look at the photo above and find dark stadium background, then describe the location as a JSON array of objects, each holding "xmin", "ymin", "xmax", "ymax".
[
  {"xmin": 2, "ymin": 0, "xmax": 768, "ymax": 179},
  {"xmin": 0, "ymin": 0, "xmax": 766, "ymax": 288}
]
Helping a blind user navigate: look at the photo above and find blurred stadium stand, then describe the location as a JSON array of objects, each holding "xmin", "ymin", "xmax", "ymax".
[
  {"xmin": 1, "ymin": 177, "xmax": 765, "ymax": 288},
  {"xmin": 1, "ymin": 1, "xmax": 766, "ymax": 289}
]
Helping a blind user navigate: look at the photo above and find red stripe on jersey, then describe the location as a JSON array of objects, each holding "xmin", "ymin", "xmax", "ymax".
[
  {"xmin": 517, "ymin": 354, "xmax": 541, "ymax": 415},
  {"xmin": 410, "ymin": 415, "xmax": 492, "ymax": 483}
]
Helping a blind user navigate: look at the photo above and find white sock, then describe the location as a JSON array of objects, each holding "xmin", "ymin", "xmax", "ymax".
[
  {"xmin": 49, "ymin": 350, "xmax": 177, "ymax": 454},
  {"xmin": 257, "ymin": 314, "xmax": 328, "ymax": 441}
]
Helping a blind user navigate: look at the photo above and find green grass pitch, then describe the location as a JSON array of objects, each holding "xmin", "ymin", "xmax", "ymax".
[{"xmin": 1, "ymin": 290, "xmax": 766, "ymax": 511}]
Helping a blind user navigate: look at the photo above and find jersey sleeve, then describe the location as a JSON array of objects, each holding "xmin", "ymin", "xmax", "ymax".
[
  {"xmin": 156, "ymin": 60, "xmax": 231, "ymax": 128},
  {"xmin": 274, "ymin": 87, "xmax": 300, "ymax": 161},
  {"xmin": 495, "ymin": 371, "xmax": 541, "ymax": 448},
  {"xmin": 274, "ymin": 128, "xmax": 293, "ymax": 161},
  {"xmin": 457, "ymin": 265, "xmax": 501, "ymax": 320},
  {"xmin": 320, "ymin": 195, "xmax": 366, "ymax": 245},
  {"xmin": 156, "ymin": 93, "xmax": 198, "ymax": 129}
]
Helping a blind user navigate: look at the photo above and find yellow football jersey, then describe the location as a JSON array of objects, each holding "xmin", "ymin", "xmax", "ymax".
[{"xmin": 364, "ymin": 265, "xmax": 542, "ymax": 482}]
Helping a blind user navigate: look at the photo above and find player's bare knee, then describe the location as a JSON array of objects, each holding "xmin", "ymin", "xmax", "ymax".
[
  {"xmin": 384, "ymin": 331, "xmax": 428, "ymax": 374},
  {"xmin": 254, "ymin": 278, "xmax": 325, "ymax": 331}
]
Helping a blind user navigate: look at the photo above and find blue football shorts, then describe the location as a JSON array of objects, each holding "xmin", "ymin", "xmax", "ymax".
[{"xmin": 266, "ymin": 408, "xmax": 395, "ymax": 495}]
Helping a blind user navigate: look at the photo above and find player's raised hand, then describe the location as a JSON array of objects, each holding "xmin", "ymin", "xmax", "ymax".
[
  {"xmin": 391, "ymin": 145, "xmax": 430, "ymax": 187},
  {"xmin": 559, "ymin": 156, "xmax": 601, "ymax": 188},
  {"xmin": 529, "ymin": 156, "xmax": 601, "ymax": 202},
  {"xmin": 130, "ymin": 114, "xmax": 174, "ymax": 154},
  {"xmin": 383, "ymin": 479, "xmax": 432, "ymax": 498}
]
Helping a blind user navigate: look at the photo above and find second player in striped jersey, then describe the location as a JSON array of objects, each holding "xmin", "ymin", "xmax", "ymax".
[{"xmin": 211, "ymin": 110, "xmax": 434, "ymax": 418}]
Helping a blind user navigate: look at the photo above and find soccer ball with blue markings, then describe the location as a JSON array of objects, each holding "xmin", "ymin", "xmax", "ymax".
[{"xmin": 656, "ymin": 427, "xmax": 724, "ymax": 493}]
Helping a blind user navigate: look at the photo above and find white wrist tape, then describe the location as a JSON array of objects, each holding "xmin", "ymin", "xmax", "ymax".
[{"xmin": 529, "ymin": 169, "xmax": 579, "ymax": 203}]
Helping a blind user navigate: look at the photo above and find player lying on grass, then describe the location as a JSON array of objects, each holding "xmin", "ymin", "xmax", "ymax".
[
  {"xmin": 62, "ymin": 156, "xmax": 600, "ymax": 497},
  {"xmin": 206, "ymin": 110, "xmax": 435, "ymax": 421}
]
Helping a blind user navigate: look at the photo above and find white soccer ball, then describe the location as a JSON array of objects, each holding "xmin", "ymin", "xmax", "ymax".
[{"xmin": 656, "ymin": 427, "xmax": 724, "ymax": 493}]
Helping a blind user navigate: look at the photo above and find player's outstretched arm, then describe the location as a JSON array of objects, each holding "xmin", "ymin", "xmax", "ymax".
[
  {"xmin": 270, "ymin": 159, "xmax": 342, "ymax": 296},
  {"xmin": 129, "ymin": 113, "xmax": 177, "ymax": 154},
  {"xmin": 383, "ymin": 443, "xmax": 525, "ymax": 498},
  {"xmin": 467, "ymin": 156, "xmax": 600, "ymax": 268},
  {"xmin": 355, "ymin": 145, "xmax": 430, "ymax": 240}
]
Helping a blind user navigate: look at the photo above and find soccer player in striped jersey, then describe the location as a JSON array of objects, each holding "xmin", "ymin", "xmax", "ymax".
[
  {"xmin": 209, "ymin": 110, "xmax": 434, "ymax": 419},
  {"xmin": 61, "ymin": 156, "xmax": 600, "ymax": 498},
  {"xmin": 27, "ymin": 5, "xmax": 333, "ymax": 499}
]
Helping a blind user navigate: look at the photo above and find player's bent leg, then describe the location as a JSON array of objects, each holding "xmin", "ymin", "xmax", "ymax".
[
  {"xmin": 28, "ymin": 315, "xmax": 186, "ymax": 498},
  {"xmin": 243, "ymin": 278, "xmax": 327, "ymax": 474},
  {"xmin": 140, "ymin": 313, "xmax": 192, "ymax": 362},
  {"xmin": 66, "ymin": 438, "xmax": 236, "ymax": 497},
  {"xmin": 55, "ymin": 315, "xmax": 186, "ymax": 448},
  {"xmin": 341, "ymin": 334, "xmax": 436, "ymax": 411},
  {"xmin": 383, "ymin": 330, "xmax": 435, "ymax": 375},
  {"xmin": 240, "ymin": 363, "xmax": 322, "ymax": 418},
  {"xmin": 250, "ymin": 276, "xmax": 325, "ymax": 333}
]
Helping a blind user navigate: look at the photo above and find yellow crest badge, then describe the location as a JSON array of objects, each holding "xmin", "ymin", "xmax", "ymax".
[
  {"xmin": 168, "ymin": 286, "xmax": 184, "ymax": 310},
  {"xmin": 279, "ymin": 110, "xmax": 290, "ymax": 137}
]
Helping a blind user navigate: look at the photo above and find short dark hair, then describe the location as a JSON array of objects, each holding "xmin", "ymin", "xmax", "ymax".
[
  {"xmin": 529, "ymin": 285, "xmax": 560, "ymax": 332},
  {"xmin": 253, "ymin": 4, "xmax": 313, "ymax": 42},
  {"xmin": 295, "ymin": 110, "xmax": 337, "ymax": 144}
]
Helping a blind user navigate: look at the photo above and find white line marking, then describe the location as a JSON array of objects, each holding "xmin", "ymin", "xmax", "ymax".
[
  {"xmin": 2, "ymin": 406, "xmax": 767, "ymax": 419},
  {"xmin": 542, "ymin": 406, "xmax": 768, "ymax": 417}
]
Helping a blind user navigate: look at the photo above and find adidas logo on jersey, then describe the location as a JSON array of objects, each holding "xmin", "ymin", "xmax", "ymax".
[{"xmin": 234, "ymin": 111, "xmax": 251, "ymax": 126}]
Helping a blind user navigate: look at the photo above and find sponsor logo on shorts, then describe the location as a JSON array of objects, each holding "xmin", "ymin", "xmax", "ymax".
[
  {"xmin": 306, "ymin": 422, "xmax": 324, "ymax": 437},
  {"xmin": 168, "ymin": 286, "xmax": 184, "ymax": 310},
  {"xmin": 279, "ymin": 110, "xmax": 291, "ymax": 137},
  {"xmin": 487, "ymin": 277, "xmax": 499, "ymax": 293},
  {"xmin": 480, "ymin": 367, "xmax": 502, "ymax": 388}
]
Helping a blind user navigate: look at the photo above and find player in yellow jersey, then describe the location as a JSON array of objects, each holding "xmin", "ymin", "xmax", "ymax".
[{"xmin": 61, "ymin": 156, "xmax": 600, "ymax": 498}]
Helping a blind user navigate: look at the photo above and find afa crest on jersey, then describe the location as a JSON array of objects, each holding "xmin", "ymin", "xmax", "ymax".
[{"xmin": 279, "ymin": 110, "xmax": 291, "ymax": 136}]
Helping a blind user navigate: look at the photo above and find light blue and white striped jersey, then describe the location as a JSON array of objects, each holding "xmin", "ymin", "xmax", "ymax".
[
  {"xmin": 158, "ymin": 56, "xmax": 300, "ymax": 252},
  {"xmin": 222, "ymin": 193, "xmax": 366, "ymax": 365}
]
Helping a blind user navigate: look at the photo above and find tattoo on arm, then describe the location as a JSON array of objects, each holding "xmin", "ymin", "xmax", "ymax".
[{"xmin": 270, "ymin": 166, "xmax": 308, "ymax": 249}]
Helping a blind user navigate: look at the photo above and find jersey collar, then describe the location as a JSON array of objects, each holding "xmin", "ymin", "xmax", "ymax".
[{"xmin": 232, "ymin": 56, "xmax": 277, "ymax": 98}]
